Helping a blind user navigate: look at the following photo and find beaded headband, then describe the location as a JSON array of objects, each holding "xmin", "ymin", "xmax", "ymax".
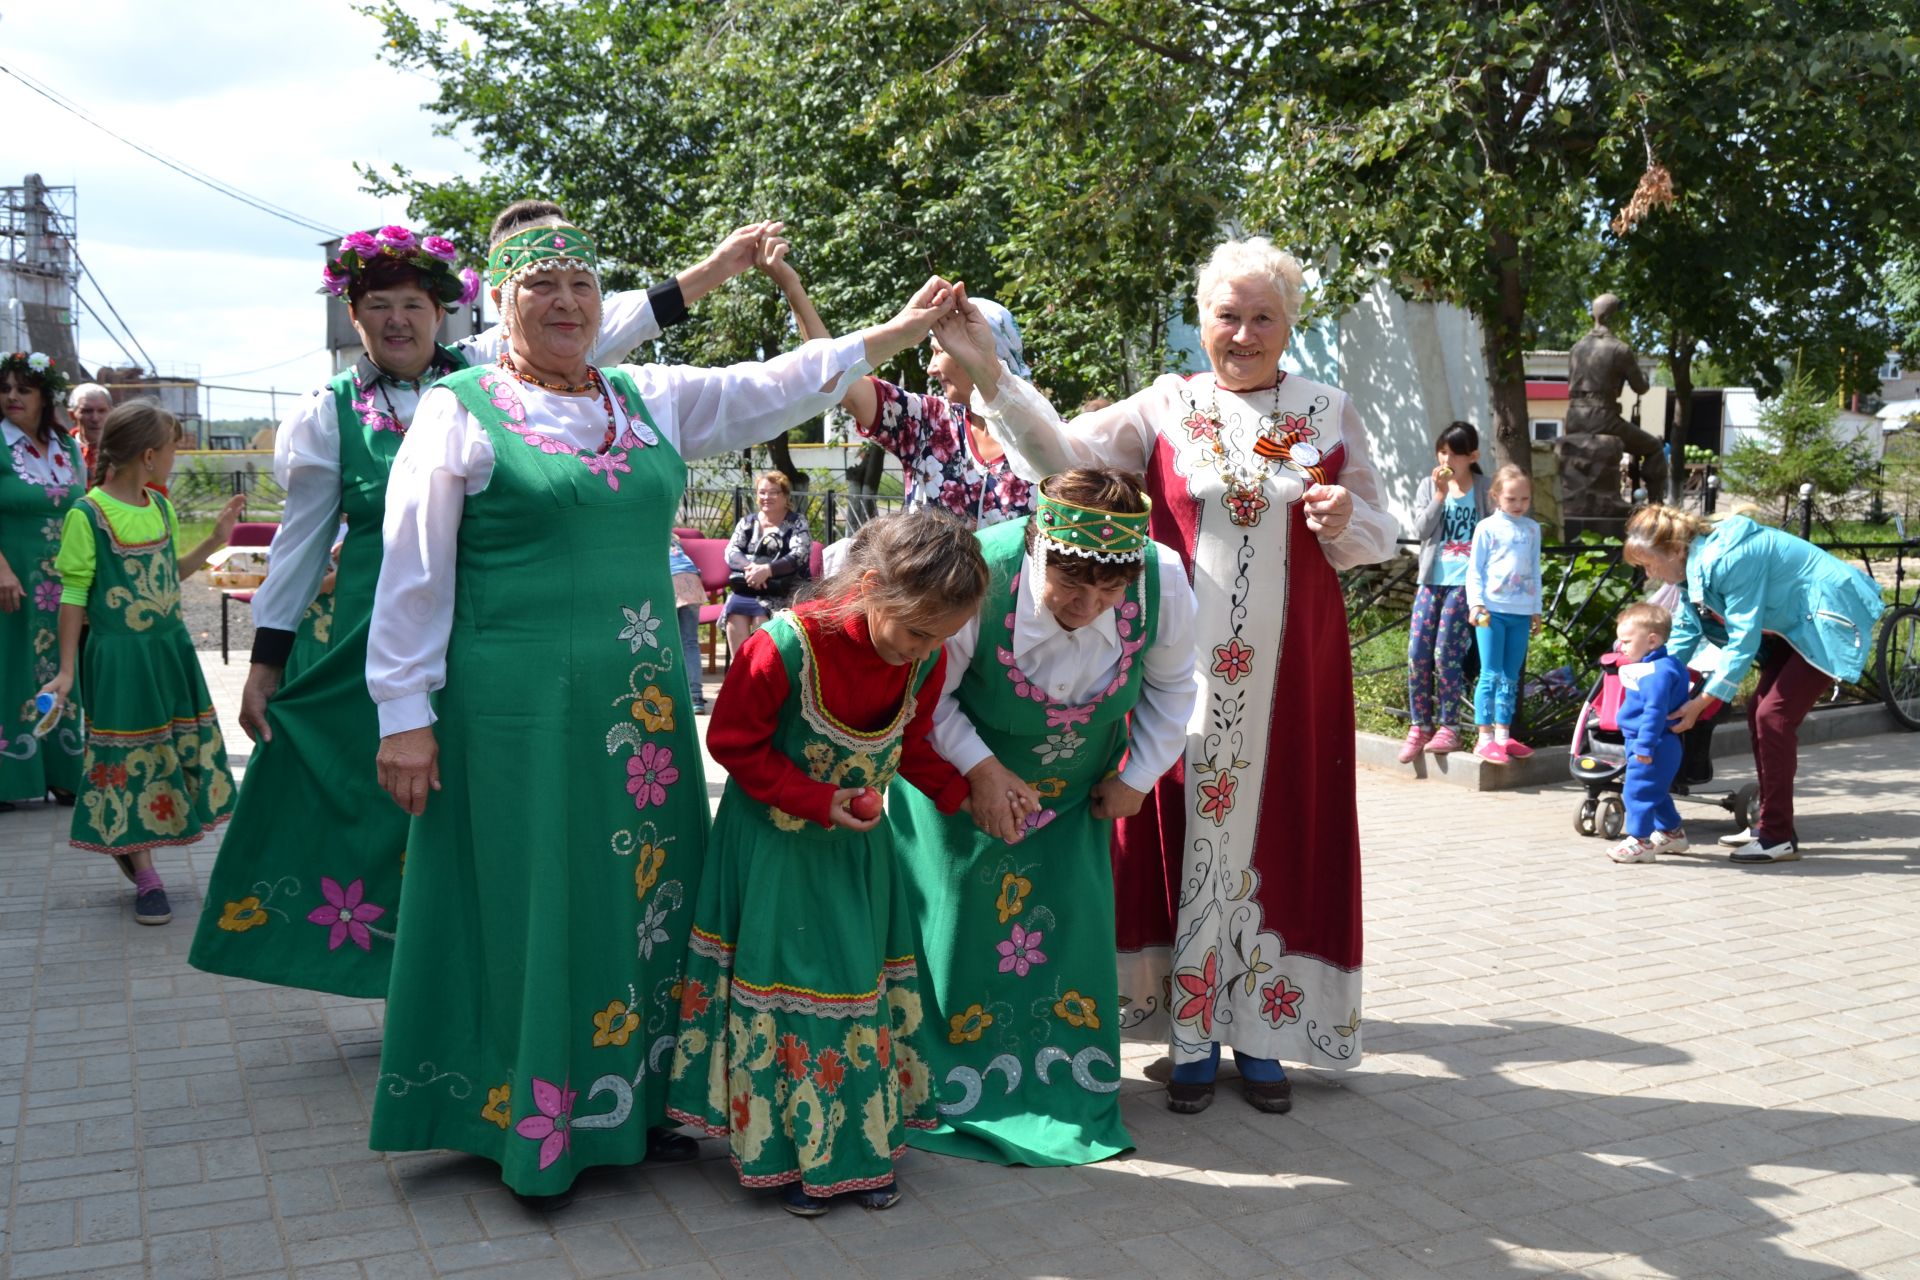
[
  {"xmin": 322, "ymin": 226, "xmax": 481, "ymax": 308},
  {"xmin": 1034, "ymin": 479, "xmax": 1151, "ymax": 564},
  {"xmin": 487, "ymin": 224, "xmax": 599, "ymax": 290},
  {"xmin": 0, "ymin": 351, "xmax": 70, "ymax": 400}
]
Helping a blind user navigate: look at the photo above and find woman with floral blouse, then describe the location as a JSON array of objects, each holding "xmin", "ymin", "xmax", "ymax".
[{"xmin": 754, "ymin": 238, "xmax": 1036, "ymax": 529}]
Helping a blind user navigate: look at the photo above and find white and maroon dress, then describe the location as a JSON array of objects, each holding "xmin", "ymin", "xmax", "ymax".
[{"xmin": 977, "ymin": 370, "xmax": 1398, "ymax": 1071}]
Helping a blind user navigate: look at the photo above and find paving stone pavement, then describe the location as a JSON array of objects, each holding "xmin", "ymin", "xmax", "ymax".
[{"xmin": 1, "ymin": 654, "xmax": 1916, "ymax": 1279}]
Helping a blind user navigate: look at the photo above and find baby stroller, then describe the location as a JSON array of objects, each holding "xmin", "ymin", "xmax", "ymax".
[{"xmin": 1568, "ymin": 652, "xmax": 1757, "ymax": 840}]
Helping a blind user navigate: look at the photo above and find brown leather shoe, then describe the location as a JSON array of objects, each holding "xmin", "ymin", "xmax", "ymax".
[
  {"xmin": 1166, "ymin": 1080, "xmax": 1214, "ymax": 1114},
  {"xmin": 1243, "ymin": 1077, "xmax": 1293, "ymax": 1114}
]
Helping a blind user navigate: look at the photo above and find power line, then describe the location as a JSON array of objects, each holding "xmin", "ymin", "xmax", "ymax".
[
  {"xmin": 0, "ymin": 61, "xmax": 341, "ymax": 237},
  {"xmin": 202, "ymin": 347, "xmax": 329, "ymax": 379},
  {"xmin": 70, "ymin": 288, "xmax": 144, "ymax": 371},
  {"xmin": 69, "ymin": 247, "xmax": 156, "ymax": 372}
]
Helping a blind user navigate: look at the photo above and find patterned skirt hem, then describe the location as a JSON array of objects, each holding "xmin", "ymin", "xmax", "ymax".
[
  {"xmin": 663, "ymin": 1108, "xmax": 920, "ymax": 1196},
  {"xmin": 72, "ymin": 813, "xmax": 230, "ymax": 856},
  {"xmin": 86, "ymin": 709, "xmax": 221, "ymax": 746}
]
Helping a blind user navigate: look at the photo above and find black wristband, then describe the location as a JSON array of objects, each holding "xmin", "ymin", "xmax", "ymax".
[
  {"xmin": 649, "ymin": 278, "xmax": 689, "ymax": 330},
  {"xmin": 250, "ymin": 627, "xmax": 296, "ymax": 668}
]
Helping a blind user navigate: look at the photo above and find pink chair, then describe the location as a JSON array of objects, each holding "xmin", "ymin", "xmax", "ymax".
[
  {"xmin": 808, "ymin": 540, "xmax": 824, "ymax": 582},
  {"xmin": 221, "ymin": 522, "xmax": 280, "ymax": 665},
  {"xmin": 681, "ymin": 537, "xmax": 735, "ymax": 673}
]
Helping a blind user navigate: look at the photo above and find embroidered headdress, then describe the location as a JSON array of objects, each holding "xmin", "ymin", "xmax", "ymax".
[
  {"xmin": 0, "ymin": 351, "xmax": 70, "ymax": 400},
  {"xmin": 486, "ymin": 223, "xmax": 600, "ymax": 290},
  {"xmin": 1033, "ymin": 475, "xmax": 1151, "ymax": 565},
  {"xmin": 321, "ymin": 225, "xmax": 481, "ymax": 307}
]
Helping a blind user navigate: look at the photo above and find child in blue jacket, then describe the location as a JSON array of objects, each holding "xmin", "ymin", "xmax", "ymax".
[{"xmin": 1607, "ymin": 602, "xmax": 1693, "ymax": 864}]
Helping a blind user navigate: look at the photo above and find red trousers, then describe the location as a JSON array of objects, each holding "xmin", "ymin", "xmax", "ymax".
[{"xmin": 1748, "ymin": 641, "xmax": 1833, "ymax": 842}]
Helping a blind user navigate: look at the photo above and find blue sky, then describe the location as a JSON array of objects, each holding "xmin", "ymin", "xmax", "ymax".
[{"xmin": 2, "ymin": 1, "xmax": 476, "ymax": 420}]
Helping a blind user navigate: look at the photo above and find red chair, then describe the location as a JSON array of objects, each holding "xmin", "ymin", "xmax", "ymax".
[
  {"xmin": 673, "ymin": 526, "xmax": 705, "ymax": 542},
  {"xmin": 681, "ymin": 537, "xmax": 735, "ymax": 673},
  {"xmin": 220, "ymin": 522, "xmax": 280, "ymax": 665},
  {"xmin": 808, "ymin": 540, "xmax": 824, "ymax": 582}
]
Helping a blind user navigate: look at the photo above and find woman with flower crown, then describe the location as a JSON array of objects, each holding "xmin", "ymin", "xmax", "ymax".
[
  {"xmin": 890, "ymin": 466, "xmax": 1198, "ymax": 1167},
  {"xmin": 0, "ymin": 350, "xmax": 87, "ymax": 809},
  {"xmin": 361, "ymin": 211, "xmax": 961, "ymax": 1206},
  {"xmin": 190, "ymin": 206, "xmax": 776, "ymax": 997},
  {"xmin": 935, "ymin": 238, "xmax": 1398, "ymax": 1119}
]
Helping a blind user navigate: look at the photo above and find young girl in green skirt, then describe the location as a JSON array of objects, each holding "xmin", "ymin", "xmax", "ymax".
[
  {"xmin": 667, "ymin": 511, "xmax": 989, "ymax": 1216},
  {"xmin": 42, "ymin": 399, "xmax": 242, "ymax": 925}
]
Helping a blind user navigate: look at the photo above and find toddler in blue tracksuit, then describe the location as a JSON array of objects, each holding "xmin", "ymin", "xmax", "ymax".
[{"xmin": 1608, "ymin": 601, "xmax": 1693, "ymax": 863}]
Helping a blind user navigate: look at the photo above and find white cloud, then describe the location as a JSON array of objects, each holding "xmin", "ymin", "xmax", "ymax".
[{"xmin": 2, "ymin": 0, "xmax": 484, "ymax": 420}]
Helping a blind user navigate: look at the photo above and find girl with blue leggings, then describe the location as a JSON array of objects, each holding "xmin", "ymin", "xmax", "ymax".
[{"xmin": 1465, "ymin": 465, "xmax": 1542, "ymax": 764}]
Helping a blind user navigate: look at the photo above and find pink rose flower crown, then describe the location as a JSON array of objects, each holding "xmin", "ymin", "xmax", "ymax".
[{"xmin": 321, "ymin": 225, "xmax": 481, "ymax": 309}]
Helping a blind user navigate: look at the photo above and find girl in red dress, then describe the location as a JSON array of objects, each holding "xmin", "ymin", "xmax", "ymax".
[{"xmin": 668, "ymin": 512, "xmax": 999, "ymax": 1216}]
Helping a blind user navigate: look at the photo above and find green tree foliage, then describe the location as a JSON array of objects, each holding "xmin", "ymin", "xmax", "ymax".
[
  {"xmin": 1594, "ymin": 3, "xmax": 1920, "ymax": 498},
  {"xmin": 1720, "ymin": 375, "xmax": 1876, "ymax": 522},
  {"xmin": 365, "ymin": 0, "xmax": 1920, "ymax": 483}
]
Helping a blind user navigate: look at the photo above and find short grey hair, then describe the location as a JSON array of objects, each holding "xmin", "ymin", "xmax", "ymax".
[
  {"xmin": 1195, "ymin": 237, "xmax": 1305, "ymax": 332},
  {"xmin": 68, "ymin": 382, "xmax": 110, "ymax": 408}
]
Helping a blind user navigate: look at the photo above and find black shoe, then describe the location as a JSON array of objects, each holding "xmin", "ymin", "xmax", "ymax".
[
  {"xmin": 780, "ymin": 1182, "xmax": 830, "ymax": 1217},
  {"xmin": 1166, "ymin": 1080, "xmax": 1215, "ymax": 1114},
  {"xmin": 645, "ymin": 1128, "xmax": 698, "ymax": 1162},
  {"xmin": 0, "ymin": 800, "xmax": 14, "ymax": 813},
  {"xmin": 1243, "ymin": 1076, "xmax": 1294, "ymax": 1114},
  {"xmin": 111, "ymin": 855, "xmax": 137, "ymax": 883},
  {"xmin": 48, "ymin": 787, "xmax": 76, "ymax": 807},
  {"xmin": 134, "ymin": 886, "xmax": 173, "ymax": 925},
  {"xmin": 514, "ymin": 1188, "xmax": 574, "ymax": 1213},
  {"xmin": 849, "ymin": 1181, "xmax": 901, "ymax": 1210}
]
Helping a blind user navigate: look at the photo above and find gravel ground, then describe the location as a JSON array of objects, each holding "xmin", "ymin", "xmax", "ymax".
[{"xmin": 182, "ymin": 577, "xmax": 254, "ymax": 657}]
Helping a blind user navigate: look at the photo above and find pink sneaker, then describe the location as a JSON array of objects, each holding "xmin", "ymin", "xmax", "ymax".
[
  {"xmin": 1502, "ymin": 739, "xmax": 1534, "ymax": 759},
  {"xmin": 1396, "ymin": 726, "xmax": 1432, "ymax": 763},
  {"xmin": 1425, "ymin": 726, "xmax": 1461, "ymax": 754},
  {"xmin": 1474, "ymin": 740, "xmax": 1509, "ymax": 764}
]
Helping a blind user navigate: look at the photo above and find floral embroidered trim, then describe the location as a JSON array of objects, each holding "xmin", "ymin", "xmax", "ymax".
[
  {"xmin": 995, "ymin": 567, "xmax": 1147, "ymax": 740},
  {"xmin": 475, "ymin": 368, "xmax": 651, "ymax": 492},
  {"xmin": 786, "ymin": 611, "xmax": 926, "ymax": 752}
]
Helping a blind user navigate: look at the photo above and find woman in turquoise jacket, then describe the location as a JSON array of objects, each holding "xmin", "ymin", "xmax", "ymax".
[{"xmin": 1624, "ymin": 505, "xmax": 1886, "ymax": 864}]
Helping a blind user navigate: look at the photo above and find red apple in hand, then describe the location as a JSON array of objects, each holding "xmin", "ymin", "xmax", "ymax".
[{"xmin": 849, "ymin": 787, "xmax": 883, "ymax": 821}]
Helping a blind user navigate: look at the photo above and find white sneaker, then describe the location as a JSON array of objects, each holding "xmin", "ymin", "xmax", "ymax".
[
  {"xmin": 1717, "ymin": 826, "xmax": 1754, "ymax": 848},
  {"xmin": 1607, "ymin": 837, "xmax": 1656, "ymax": 864},
  {"xmin": 1730, "ymin": 836, "xmax": 1800, "ymax": 864},
  {"xmin": 1646, "ymin": 828, "xmax": 1690, "ymax": 854}
]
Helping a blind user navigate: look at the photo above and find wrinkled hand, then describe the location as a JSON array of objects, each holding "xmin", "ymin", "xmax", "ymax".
[
  {"xmin": 864, "ymin": 277, "xmax": 958, "ymax": 369},
  {"xmin": 828, "ymin": 786, "xmax": 882, "ymax": 832},
  {"xmin": 1667, "ymin": 693, "xmax": 1711, "ymax": 735},
  {"xmin": 1089, "ymin": 776, "xmax": 1148, "ymax": 822},
  {"xmin": 744, "ymin": 563, "xmax": 773, "ymax": 589},
  {"xmin": 0, "ymin": 561, "xmax": 22, "ymax": 613},
  {"xmin": 966, "ymin": 757, "xmax": 1041, "ymax": 843},
  {"xmin": 930, "ymin": 285, "xmax": 1001, "ymax": 385},
  {"xmin": 238, "ymin": 664, "xmax": 282, "ymax": 744},
  {"xmin": 211, "ymin": 494, "xmax": 247, "ymax": 545},
  {"xmin": 707, "ymin": 219, "xmax": 783, "ymax": 283},
  {"xmin": 377, "ymin": 727, "xmax": 440, "ymax": 816},
  {"xmin": 1303, "ymin": 484, "xmax": 1352, "ymax": 538}
]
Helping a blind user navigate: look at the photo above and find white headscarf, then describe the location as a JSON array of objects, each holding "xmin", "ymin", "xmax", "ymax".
[{"xmin": 968, "ymin": 298, "xmax": 1031, "ymax": 380}]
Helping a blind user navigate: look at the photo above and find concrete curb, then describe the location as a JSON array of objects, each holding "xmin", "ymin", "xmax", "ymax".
[{"xmin": 1358, "ymin": 701, "xmax": 1907, "ymax": 792}]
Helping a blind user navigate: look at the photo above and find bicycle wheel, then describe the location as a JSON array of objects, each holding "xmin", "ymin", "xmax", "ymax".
[{"xmin": 1878, "ymin": 604, "xmax": 1920, "ymax": 731}]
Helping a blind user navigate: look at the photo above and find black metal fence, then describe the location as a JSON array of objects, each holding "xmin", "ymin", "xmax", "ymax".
[{"xmin": 675, "ymin": 485, "xmax": 907, "ymax": 543}]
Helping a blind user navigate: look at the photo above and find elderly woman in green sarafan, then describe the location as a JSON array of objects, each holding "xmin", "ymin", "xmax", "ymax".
[{"xmin": 362, "ymin": 213, "xmax": 964, "ymax": 1208}]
